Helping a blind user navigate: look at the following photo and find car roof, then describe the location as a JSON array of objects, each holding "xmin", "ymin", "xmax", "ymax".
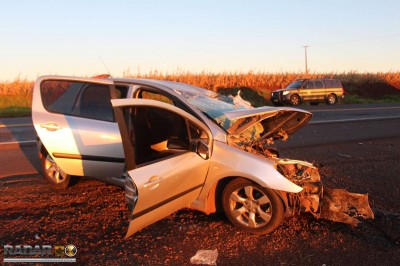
[{"xmin": 111, "ymin": 77, "xmax": 216, "ymax": 97}]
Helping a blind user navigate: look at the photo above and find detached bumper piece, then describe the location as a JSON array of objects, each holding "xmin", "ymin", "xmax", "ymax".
[
  {"xmin": 319, "ymin": 188, "xmax": 374, "ymax": 226},
  {"xmin": 278, "ymin": 159, "xmax": 374, "ymax": 225}
]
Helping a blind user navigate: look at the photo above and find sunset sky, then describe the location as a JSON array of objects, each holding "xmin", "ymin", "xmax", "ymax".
[{"xmin": 1, "ymin": 0, "xmax": 399, "ymax": 81}]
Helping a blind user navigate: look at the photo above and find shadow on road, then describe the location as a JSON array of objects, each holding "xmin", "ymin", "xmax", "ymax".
[{"xmin": 0, "ymin": 117, "xmax": 41, "ymax": 178}]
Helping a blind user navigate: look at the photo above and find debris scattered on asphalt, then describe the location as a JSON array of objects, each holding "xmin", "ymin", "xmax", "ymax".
[
  {"xmin": 337, "ymin": 153, "xmax": 351, "ymax": 158},
  {"xmin": 190, "ymin": 249, "xmax": 218, "ymax": 265}
]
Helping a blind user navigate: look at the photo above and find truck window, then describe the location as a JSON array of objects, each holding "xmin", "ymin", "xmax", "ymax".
[
  {"xmin": 304, "ymin": 81, "xmax": 315, "ymax": 89},
  {"xmin": 314, "ymin": 80, "xmax": 324, "ymax": 88}
]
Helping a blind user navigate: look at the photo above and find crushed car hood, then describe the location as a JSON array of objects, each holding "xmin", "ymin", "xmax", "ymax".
[{"xmin": 224, "ymin": 106, "xmax": 312, "ymax": 142}]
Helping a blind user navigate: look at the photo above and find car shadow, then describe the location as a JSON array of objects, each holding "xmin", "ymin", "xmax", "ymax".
[{"xmin": 0, "ymin": 117, "xmax": 42, "ymax": 178}]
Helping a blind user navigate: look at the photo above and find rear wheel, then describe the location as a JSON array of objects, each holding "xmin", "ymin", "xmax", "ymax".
[
  {"xmin": 326, "ymin": 94, "xmax": 337, "ymax": 105},
  {"xmin": 289, "ymin": 94, "xmax": 301, "ymax": 106},
  {"xmin": 41, "ymin": 153, "xmax": 72, "ymax": 189},
  {"xmin": 222, "ymin": 178, "xmax": 285, "ymax": 234}
]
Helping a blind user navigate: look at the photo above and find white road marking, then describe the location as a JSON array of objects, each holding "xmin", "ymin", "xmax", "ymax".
[
  {"xmin": 308, "ymin": 106, "xmax": 400, "ymax": 112},
  {"xmin": 0, "ymin": 140, "xmax": 36, "ymax": 145},
  {"xmin": 0, "ymin": 123, "xmax": 32, "ymax": 128},
  {"xmin": 310, "ymin": 115, "xmax": 400, "ymax": 124}
]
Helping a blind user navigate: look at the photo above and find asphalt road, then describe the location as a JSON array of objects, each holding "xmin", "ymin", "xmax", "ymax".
[
  {"xmin": 1, "ymin": 103, "xmax": 400, "ymax": 178},
  {"xmin": 302, "ymin": 102, "xmax": 400, "ymax": 124},
  {"xmin": 1, "ymin": 103, "xmax": 400, "ymax": 265}
]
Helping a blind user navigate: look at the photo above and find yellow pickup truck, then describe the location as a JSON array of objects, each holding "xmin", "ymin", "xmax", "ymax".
[{"xmin": 271, "ymin": 78, "xmax": 344, "ymax": 106}]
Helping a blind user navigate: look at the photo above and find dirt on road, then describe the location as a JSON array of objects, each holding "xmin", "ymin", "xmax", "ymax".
[{"xmin": 1, "ymin": 137, "xmax": 400, "ymax": 265}]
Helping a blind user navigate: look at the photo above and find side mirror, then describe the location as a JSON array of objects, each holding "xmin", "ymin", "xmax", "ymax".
[{"xmin": 196, "ymin": 141, "xmax": 209, "ymax": 160}]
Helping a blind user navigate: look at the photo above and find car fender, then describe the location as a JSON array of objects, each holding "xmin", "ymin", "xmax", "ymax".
[
  {"xmin": 190, "ymin": 141, "xmax": 302, "ymax": 213},
  {"xmin": 208, "ymin": 141, "xmax": 302, "ymax": 192}
]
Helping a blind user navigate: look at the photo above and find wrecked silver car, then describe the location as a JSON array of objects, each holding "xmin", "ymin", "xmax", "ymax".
[{"xmin": 32, "ymin": 76, "xmax": 373, "ymax": 238}]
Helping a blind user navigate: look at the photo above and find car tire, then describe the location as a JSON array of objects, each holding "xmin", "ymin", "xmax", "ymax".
[
  {"xmin": 41, "ymin": 153, "xmax": 73, "ymax": 189},
  {"xmin": 222, "ymin": 178, "xmax": 285, "ymax": 234},
  {"xmin": 289, "ymin": 94, "xmax": 301, "ymax": 106},
  {"xmin": 326, "ymin": 94, "xmax": 337, "ymax": 105}
]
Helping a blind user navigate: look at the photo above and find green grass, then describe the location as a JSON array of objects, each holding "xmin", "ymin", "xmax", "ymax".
[
  {"xmin": 0, "ymin": 95, "xmax": 32, "ymax": 117},
  {"xmin": 0, "ymin": 106, "xmax": 31, "ymax": 117}
]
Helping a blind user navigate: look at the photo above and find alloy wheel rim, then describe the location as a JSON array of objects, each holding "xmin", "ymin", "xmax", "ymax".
[
  {"xmin": 228, "ymin": 185, "xmax": 272, "ymax": 228},
  {"xmin": 44, "ymin": 154, "xmax": 66, "ymax": 184}
]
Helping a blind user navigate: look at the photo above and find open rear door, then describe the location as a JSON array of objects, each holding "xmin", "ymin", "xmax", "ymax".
[
  {"xmin": 112, "ymin": 99, "xmax": 212, "ymax": 238},
  {"xmin": 32, "ymin": 76, "xmax": 125, "ymax": 178}
]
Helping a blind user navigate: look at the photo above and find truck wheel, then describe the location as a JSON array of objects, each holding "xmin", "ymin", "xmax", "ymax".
[
  {"xmin": 289, "ymin": 94, "xmax": 301, "ymax": 106},
  {"xmin": 326, "ymin": 94, "xmax": 337, "ymax": 105}
]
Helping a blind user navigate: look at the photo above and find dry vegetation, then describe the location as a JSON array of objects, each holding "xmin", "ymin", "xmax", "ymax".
[
  {"xmin": 1, "ymin": 71, "xmax": 400, "ymax": 117},
  {"xmin": 126, "ymin": 70, "xmax": 400, "ymax": 97},
  {"xmin": 0, "ymin": 78, "xmax": 34, "ymax": 117},
  {"xmin": 127, "ymin": 70, "xmax": 400, "ymax": 106}
]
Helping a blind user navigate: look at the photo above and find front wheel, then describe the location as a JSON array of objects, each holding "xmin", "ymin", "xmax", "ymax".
[
  {"xmin": 289, "ymin": 94, "xmax": 301, "ymax": 106},
  {"xmin": 41, "ymin": 153, "xmax": 72, "ymax": 190},
  {"xmin": 222, "ymin": 178, "xmax": 285, "ymax": 234}
]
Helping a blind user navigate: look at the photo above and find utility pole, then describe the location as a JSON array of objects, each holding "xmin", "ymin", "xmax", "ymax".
[{"xmin": 302, "ymin": 45, "xmax": 309, "ymax": 76}]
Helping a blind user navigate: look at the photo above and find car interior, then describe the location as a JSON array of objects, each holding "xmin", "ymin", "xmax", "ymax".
[{"xmin": 130, "ymin": 106, "xmax": 190, "ymax": 166}]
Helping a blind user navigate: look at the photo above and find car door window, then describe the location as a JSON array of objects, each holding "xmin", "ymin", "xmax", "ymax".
[
  {"xmin": 189, "ymin": 122, "xmax": 209, "ymax": 143},
  {"xmin": 41, "ymin": 80, "xmax": 81, "ymax": 114},
  {"xmin": 139, "ymin": 90, "xmax": 174, "ymax": 105},
  {"xmin": 75, "ymin": 84, "xmax": 114, "ymax": 121},
  {"xmin": 41, "ymin": 80, "xmax": 127, "ymax": 122},
  {"xmin": 133, "ymin": 106, "xmax": 190, "ymax": 165}
]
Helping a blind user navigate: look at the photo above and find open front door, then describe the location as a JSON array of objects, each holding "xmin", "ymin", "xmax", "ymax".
[{"xmin": 112, "ymin": 99, "xmax": 212, "ymax": 238}]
